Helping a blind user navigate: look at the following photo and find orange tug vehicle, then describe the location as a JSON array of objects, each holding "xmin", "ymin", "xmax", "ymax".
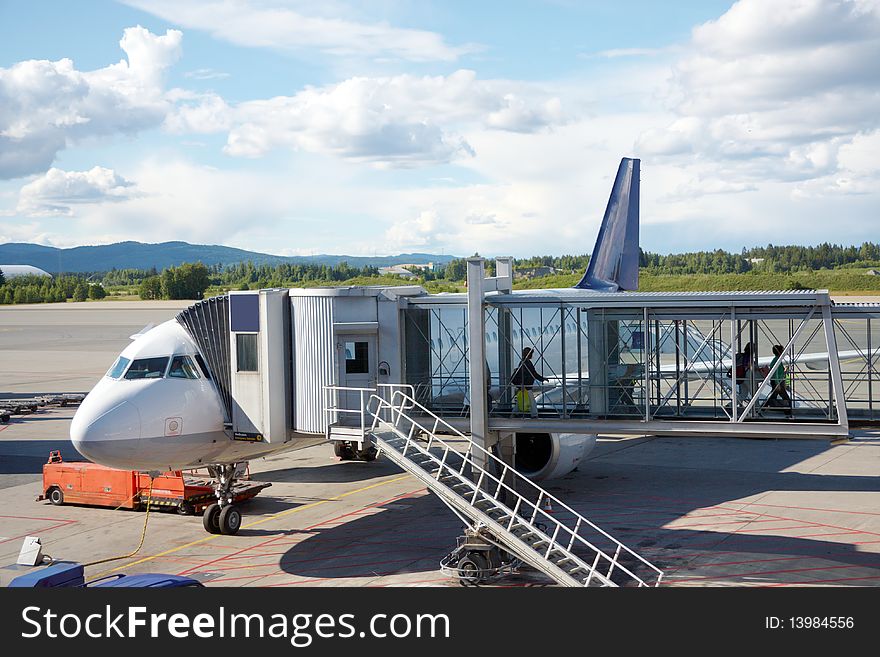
[{"xmin": 38, "ymin": 451, "xmax": 270, "ymax": 516}]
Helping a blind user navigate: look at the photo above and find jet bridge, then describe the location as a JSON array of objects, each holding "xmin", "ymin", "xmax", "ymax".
[
  {"xmin": 400, "ymin": 260, "xmax": 880, "ymax": 448},
  {"xmin": 178, "ymin": 276, "xmax": 880, "ymax": 453}
]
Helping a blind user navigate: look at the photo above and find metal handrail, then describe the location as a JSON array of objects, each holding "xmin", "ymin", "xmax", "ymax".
[
  {"xmin": 324, "ymin": 384, "xmax": 419, "ymax": 434},
  {"xmin": 366, "ymin": 390, "xmax": 663, "ymax": 587},
  {"xmin": 323, "ymin": 385, "xmax": 374, "ymax": 437}
]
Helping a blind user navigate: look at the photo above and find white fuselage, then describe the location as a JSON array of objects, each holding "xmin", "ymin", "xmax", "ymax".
[{"xmin": 70, "ymin": 320, "xmax": 296, "ymax": 471}]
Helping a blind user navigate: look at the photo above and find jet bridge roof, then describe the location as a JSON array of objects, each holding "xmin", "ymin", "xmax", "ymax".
[{"xmin": 406, "ymin": 288, "xmax": 834, "ymax": 309}]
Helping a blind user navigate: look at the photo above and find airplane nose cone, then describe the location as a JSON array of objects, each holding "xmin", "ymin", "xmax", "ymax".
[{"xmin": 70, "ymin": 400, "xmax": 142, "ymax": 469}]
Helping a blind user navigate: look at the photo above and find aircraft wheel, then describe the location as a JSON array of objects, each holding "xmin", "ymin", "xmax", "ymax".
[
  {"xmin": 219, "ymin": 505, "xmax": 242, "ymax": 535},
  {"xmin": 48, "ymin": 487, "xmax": 64, "ymax": 506},
  {"xmin": 203, "ymin": 503, "xmax": 221, "ymax": 534},
  {"xmin": 457, "ymin": 552, "xmax": 488, "ymax": 586},
  {"xmin": 357, "ymin": 446, "xmax": 378, "ymax": 462}
]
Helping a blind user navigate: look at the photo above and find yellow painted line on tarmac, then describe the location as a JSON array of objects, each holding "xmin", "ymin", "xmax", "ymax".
[{"xmin": 96, "ymin": 473, "xmax": 413, "ymax": 576}]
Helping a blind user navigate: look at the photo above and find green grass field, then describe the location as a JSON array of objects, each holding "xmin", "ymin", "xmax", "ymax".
[
  {"xmin": 127, "ymin": 268, "xmax": 880, "ymax": 301},
  {"xmin": 513, "ymin": 270, "xmax": 880, "ymax": 294}
]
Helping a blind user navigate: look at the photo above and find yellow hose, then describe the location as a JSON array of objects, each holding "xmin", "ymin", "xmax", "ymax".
[{"xmin": 82, "ymin": 477, "xmax": 154, "ymax": 567}]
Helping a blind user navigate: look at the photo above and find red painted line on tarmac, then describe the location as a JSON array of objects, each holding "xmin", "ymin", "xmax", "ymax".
[
  {"xmin": 0, "ymin": 514, "xmax": 76, "ymax": 523},
  {"xmin": 178, "ymin": 531, "xmax": 291, "ymax": 576},
  {"xmin": 265, "ymin": 577, "xmax": 338, "ymax": 587},
  {"xmin": 370, "ymin": 577, "xmax": 450, "ymax": 587},
  {"xmin": 762, "ymin": 574, "xmax": 880, "ymax": 587},
  {"xmin": 178, "ymin": 489, "xmax": 426, "ymax": 576},
  {"xmin": 287, "ymin": 554, "xmax": 439, "ymax": 577},
  {"xmin": 667, "ymin": 517, "xmax": 781, "ymax": 530},
  {"xmin": 721, "ymin": 501, "xmax": 880, "ymax": 518},
  {"xmin": 668, "ymin": 561, "xmax": 880, "ymax": 583},
  {"xmin": 217, "ymin": 547, "xmax": 439, "ymax": 572},
  {"xmin": 210, "ymin": 573, "xmax": 282, "ymax": 585},
  {"xmin": 0, "ymin": 521, "xmax": 78, "ymax": 545},
  {"xmin": 642, "ymin": 545, "xmax": 880, "ymax": 567},
  {"xmin": 787, "ymin": 530, "xmax": 865, "ymax": 540},
  {"xmin": 663, "ymin": 553, "xmax": 866, "ymax": 570},
  {"xmin": 730, "ymin": 523, "xmax": 824, "ymax": 534},
  {"xmin": 572, "ymin": 506, "xmax": 743, "ymax": 521},
  {"xmin": 713, "ymin": 507, "xmax": 880, "ymax": 539}
]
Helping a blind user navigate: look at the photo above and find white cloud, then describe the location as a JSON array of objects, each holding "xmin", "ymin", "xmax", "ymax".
[
  {"xmin": 384, "ymin": 210, "xmax": 441, "ymax": 248},
  {"xmin": 636, "ymin": 0, "xmax": 880, "ymax": 188},
  {"xmin": 17, "ymin": 167, "xmax": 138, "ymax": 216},
  {"xmin": 123, "ymin": 0, "xmax": 478, "ymax": 62},
  {"xmin": 164, "ymin": 90, "xmax": 233, "ymax": 134},
  {"xmin": 663, "ymin": 178, "xmax": 758, "ymax": 202},
  {"xmin": 0, "ymin": 26, "xmax": 181, "ymax": 179},
  {"xmin": 217, "ymin": 70, "xmax": 566, "ymax": 166},
  {"xmin": 183, "ymin": 68, "xmax": 230, "ymax": 80}
]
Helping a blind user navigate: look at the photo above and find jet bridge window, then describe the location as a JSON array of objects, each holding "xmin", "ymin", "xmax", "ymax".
[
  {"xmin": 124, "ymin": 357, "xmax": 170, "ymax": 380},
  {"xmin": 168, "ymin": 355, "xmax": 200, "ymax": 379},
  {"xmin": 106, "ymin": 356, "xmax": 130, "ymax": 379},
  {"xmin": 344, "ymin": 341, "xmax": 369, "ymax": 374},
  {"xmin": 236, "ymin": 334, "xmax": 258, "ymax": 372}
]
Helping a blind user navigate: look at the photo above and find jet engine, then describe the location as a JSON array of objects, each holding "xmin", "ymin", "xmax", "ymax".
[{"xmin": 514, "ymin": 432, "xmax": 597, "ymax": 481}]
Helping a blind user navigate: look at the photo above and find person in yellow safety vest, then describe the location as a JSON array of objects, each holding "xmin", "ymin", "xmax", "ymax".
[
  {"xmin": 510, "ymin": 347, "xmax": 548, "ymax": 418},
  {"xmin": 763, "ymin": 343, "xmax": 793, "ymax": 417}
]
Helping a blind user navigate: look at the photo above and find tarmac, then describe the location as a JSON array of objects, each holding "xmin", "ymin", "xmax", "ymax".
[{"xmin": 1, "ymin": 300, "xmax": 880, "ymax": 587}]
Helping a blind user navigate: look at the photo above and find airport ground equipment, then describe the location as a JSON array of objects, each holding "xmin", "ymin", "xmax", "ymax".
[
  {"xmin": 87, "ymin": 573, "xmax": 203, "ymax": 587},
  {"xmin": 1, "ymin": 394, "xmax": 83, "ymax": 423},
  {"xmin": 39, "ymin": 451, "xmax": 270, "ymax": 514},
  {"xmin": 17, "ymin": 536, "xmax": 49, "ymax": 566},
  {"xmin": 7, "ymin": 562, "xmax": 202, "ymax": 588},
  {"xmin": 358, "ymin": 390, "xmax": 663, "ymax": 587},
  {"xmin": 440, "ymin": 528, "xmax": 522, "ymax": 585},
  {"xmin": 7, "ymin": 562, "xmax": 84, "ymax": 588}
]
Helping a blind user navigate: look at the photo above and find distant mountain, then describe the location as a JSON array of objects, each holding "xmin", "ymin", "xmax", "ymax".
[{"xmin": 0, "ymin": 241, "xmax": 457, "ymax": 274}]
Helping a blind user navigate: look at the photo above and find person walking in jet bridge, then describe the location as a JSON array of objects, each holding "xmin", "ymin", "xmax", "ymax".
[
  {"xmin": 511, "ymin": 347, "xmax": 547, "ymax": 418},
  {"xmin": 733, "ymin": 342, "xmax": 756, "ymax": 401},
  {"xmin": 763, "ymin": 344, "xmax": 793, "ymax": 417}
]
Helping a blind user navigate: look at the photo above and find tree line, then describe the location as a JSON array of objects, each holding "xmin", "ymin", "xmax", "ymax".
[
  {"xmin": 0, "ymin": 272, "xmax": 106, "ymax": 305},
  {"xmin": 3, "ymin": 240, "xmax": 879, "ymax": 304},
  {"xmin": 640, "ymin": 242, "xmax": 880, "ymax": 275}
]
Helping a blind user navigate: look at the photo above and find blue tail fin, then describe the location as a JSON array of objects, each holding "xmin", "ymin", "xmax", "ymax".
[{"xmin": 574, "ymin": 157, "xmax": 640, "ymax": 291}]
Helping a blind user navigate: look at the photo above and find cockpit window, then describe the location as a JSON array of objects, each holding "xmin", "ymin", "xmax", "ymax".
[
  {"xmin": 106, "ymin": 356, "xmax": 131, "ymax": 379},
  {"xmin": 168, "ymin": 355, "xmax": 200, "ymax": 379},
  {"xmin": 124, "ymin": 357, "xmax": 170, "ymax": 380},
  {"xmin": 194, "ymin": 353, "xmax": 211, "ymax": 380}
]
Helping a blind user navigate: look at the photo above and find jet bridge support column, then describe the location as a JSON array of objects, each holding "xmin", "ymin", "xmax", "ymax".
[
  {"xmin": 467, "ymin": 257, "xmax": 490, "ymax": 474},
  {"xmin": 493, "ymin": 258, "xmax": 516, "ymax": 495},
  {"xmin": 587, "ymin": 310, "xmax": 608, "ymax": 416}
]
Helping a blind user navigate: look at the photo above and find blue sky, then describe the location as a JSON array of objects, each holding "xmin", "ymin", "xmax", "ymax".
[{"xmin": 1, "ymin": 0, "xmax": 878, "ymax": 257}]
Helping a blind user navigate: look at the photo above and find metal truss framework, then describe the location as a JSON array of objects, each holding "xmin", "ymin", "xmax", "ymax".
[{"xmin": 404, "ymin": 287, "xmax": 880, "ymax": 440}]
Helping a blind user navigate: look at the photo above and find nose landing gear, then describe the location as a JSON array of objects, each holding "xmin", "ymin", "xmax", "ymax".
[{"xmin": 203, "ymin": 462, "xmax": 248, "ymax": 535}]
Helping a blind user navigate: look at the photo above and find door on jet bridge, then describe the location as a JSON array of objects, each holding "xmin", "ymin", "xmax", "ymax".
[{"xmin": 337, "ymin": 334, "xmax": 377, "ymax": 416}]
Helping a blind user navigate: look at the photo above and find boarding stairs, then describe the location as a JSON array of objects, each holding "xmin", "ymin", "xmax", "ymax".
[{"xmin": 356, "ymin": 390, "xmax": 664, "ymax": 587}]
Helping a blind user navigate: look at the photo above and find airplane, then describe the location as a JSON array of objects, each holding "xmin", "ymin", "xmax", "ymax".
[
  {"xmin": 68, "ymin": 158, "xmax": 643, "ymax": 535},
  {"xmin": 69, "ymin": 157, "xmax": 870, "ymax": 536}
]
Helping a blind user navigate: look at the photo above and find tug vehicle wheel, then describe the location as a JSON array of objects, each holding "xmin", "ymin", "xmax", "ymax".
[{"xmin": 48, "ymin": 487, "xmax": 64, "ymax": 506}]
